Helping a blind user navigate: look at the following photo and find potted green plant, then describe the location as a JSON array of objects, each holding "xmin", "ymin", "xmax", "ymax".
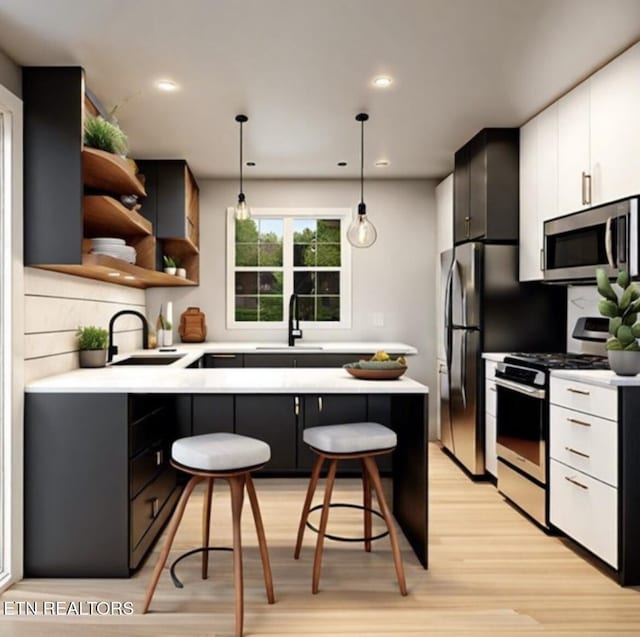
[
  {"xmin": 597, "ymin": 268, "xmax": 640, "ymax": 376},
  {"xmin": 84, "ymin": 114, "xmax": 128, "ymax": 156},
  {"xmin": 163, "ymin": 255, "xmax": 177, "ymax": 275},
  {"xmin": 77, "ymin": 325, "xmax": 109, "ymax": 368}
]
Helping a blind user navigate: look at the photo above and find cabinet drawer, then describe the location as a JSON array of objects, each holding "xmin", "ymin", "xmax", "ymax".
[
  {"xmin": 131, "ymin": 466, "xmax": 177, "ymax": 552},
  {"xmin": 549, "ymin": 404, "xmax": 617, "ymax": 487},
  {"xmin": 129, "ymin": 407, "xmax": 168, "ymax": 458},
  {"xmin": 550, "ymin": 459, "xmax": 618, "ymax": 568},
  {"xmin": 485, "ymin": 361, "xmax": 498, "ymax": 380},
  {"xmin": 550, "ymin": 377, "xmax": 617, "ymax": 421},
  {"xmin": 484, "ymin": 412, "xmax": 497, "ymax": 477},
  {"xmin": 204, "ymin": 354, "xmax": 243, "ymax": 368},
  {"xmin": 485, "ymin": 380, "xmax": 497, "ymax": 417},
  {"xmin": 130, "ymin": 442, "xmax": 170, "ymax": 499}
]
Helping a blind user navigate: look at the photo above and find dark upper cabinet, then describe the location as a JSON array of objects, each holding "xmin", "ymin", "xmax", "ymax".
[{"xmin": 453, "ymin": 128, "xmax": 519, "ymax": 245}]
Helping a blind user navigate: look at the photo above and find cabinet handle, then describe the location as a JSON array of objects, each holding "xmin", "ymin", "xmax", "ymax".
[
  {"xmin": 150, "ymin": 497, "xmax": 159, "ymax": 518},
  {"xmin": 489, "ymin": 386, "xmax": 496, "ymax": 392},
  {"xmin": 566, "ymin": 387, "xmax": 590, "ymax": 396},
  {"xmin": 210, "ymin": 354, "xmax": 237, "ymax": 359},
  {"xmin": 565, "ymin": 446, "xmax": 590, "ymax": 459},
  {"xmin": 465, "ymin": 216, "xmax": 471, "ymax": 239},
  {"xmin": 514, "ymin": 455, "xmax": 526, "ymax": 463},
  {"xmin": 294, "ymin": 396, "xmax": 300, "ymax": 416},
  {"xmin": 155, "ymin": 449, "xmax": 164, "ymax": 466},
  {"xmin": 318, "ymin": 396, "xmax": 323, "ymax": 412},
  {"xmin": 581, "ymin": 171, "xmax": 592, "ymax": 205},
  {"xmin": 564, "ymin": 475, "xmax": 589, "ymax": 490},
  {"xmin": 567, "ymin": 417, "xmax": 591, "ymax": 427},
  {"xmin": 540, "ymin": 248, "xmax": 545, "ymax": 271}
]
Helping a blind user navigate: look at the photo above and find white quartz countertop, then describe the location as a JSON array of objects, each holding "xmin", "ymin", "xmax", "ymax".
[
  {"xmin": 171, "ymin": 341, "xmax": 417, "ymax": 354},
  {"xmin": 25, "ymin": 367, "xmax": 428, "ymax": 395},
  {"xmin": 481, "ymin": 353, "xmax": 507, "ymax": 363},
  {"xmin": 551, "ymin": 369, "xmax": 640, "ymax": 388}
]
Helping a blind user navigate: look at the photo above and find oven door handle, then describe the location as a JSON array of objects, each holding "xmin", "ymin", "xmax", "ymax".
[{"xmin": 494, "ymin": 377, "xmax": 546, "ymax": 400}]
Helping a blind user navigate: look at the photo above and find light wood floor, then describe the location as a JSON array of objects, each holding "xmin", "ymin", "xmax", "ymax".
[{"xmin": 2, "ymin": 443, "xmax": 640, "ymax": 636}]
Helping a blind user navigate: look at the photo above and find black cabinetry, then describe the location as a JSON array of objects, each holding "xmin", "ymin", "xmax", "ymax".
[{"xmin": 454, "ymin": 128, "xmax": 519, "ymax": 244}]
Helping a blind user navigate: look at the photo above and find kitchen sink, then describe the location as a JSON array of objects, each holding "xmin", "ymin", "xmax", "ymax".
[
  {"xmin": 110, "ymin": 355, "xmax": 186, "ymax": 366},
  {"xmin": 254, "ymin": 346, "xmax": 324, "ymax": 351}
]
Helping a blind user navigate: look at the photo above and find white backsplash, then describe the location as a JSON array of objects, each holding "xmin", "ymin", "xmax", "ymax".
[{"xmin": 566, "ymin": 285, "xmax": 606, "ymax": 356}]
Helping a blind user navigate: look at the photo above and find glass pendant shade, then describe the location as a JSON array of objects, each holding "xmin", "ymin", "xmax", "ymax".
[
  {"xmin": 347, "ymin": 203, "xmax": 377, "ymax": 248},
  {"xmin": 347, "ymin": 112, "xmax": 377, "ymax": 248},
  {"xmin": 234, "ymin": 114, "xmax": 251, "ymax": 220}
]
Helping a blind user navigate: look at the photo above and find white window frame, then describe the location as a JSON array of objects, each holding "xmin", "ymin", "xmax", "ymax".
[
  {"xmin": 0, "ymin": 83, "xmax": 23, "ymax": 592},
  {"xmin": 226, "ymin": 207, "xmax": 352, "ymax": 330}
]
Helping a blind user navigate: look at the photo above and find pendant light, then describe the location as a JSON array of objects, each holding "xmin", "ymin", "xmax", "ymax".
[
  {"xmin": 347, "ymin": 112, "xmax": 377, "ymax": 248},
  {"xmin": 234, "ymin": 114, "xmax": 250, "ymax": 220}
]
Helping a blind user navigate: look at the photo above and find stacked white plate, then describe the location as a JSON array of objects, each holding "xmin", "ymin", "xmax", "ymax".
[{"xmin": 91, "ymin": 238, "xmax": 136, "ymax": 264}]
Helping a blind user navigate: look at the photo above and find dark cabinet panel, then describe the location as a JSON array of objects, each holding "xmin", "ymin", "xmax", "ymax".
[
  {"xmin": 193, "ymin": 395, "xmax": 235, "ymax": 435},
  {"xmin": 299, "ymin": 395, "xmax": 368, "ymax": 471},
  {"xmin": 235, "ymin": 395, "xmax": 298, "ymax": 471},
  {"xmin": 243, "ymin": 353, "xmax": 295, "ymax": 367},
  {"xmin": 294, "ymin": 353, "xmax": 366, "ymax": 367},
  {"xmin": 204, "ymin": 353, "xmax": 244, "ymax": 368},
  {"xmin": 454, "ymin": 128, "xmax": 519, "ymax": 245}
]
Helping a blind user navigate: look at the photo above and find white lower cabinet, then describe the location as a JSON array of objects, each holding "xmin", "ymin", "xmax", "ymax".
[
  {"xmin": 484, "ymin": 360, "xmax": 499, "ymax": 477},
  {"xmin": 549, "ymin": 376, "xmax": 618, "ymax": 569},
  {"xmin": 550, "ymin": 459, "xmax": 618, "ymax": 568}
]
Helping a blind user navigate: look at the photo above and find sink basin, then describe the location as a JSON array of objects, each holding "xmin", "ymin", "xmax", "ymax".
[
  {"xmin": 110, "ymin": 354, "xmax": 186, "ymax": 366},
  {"xmin": 254, "ymin": 346, "xmax": 324, "ymax": 351}
]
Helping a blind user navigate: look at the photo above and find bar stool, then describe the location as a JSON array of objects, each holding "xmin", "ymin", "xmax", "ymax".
[
  {"xmin": 294, "ymin": 422, "xmax": 408, "ymax": 595},
  {"xmin": 143, "ymin": 432, "xmax": 275, "ymax": 637}
]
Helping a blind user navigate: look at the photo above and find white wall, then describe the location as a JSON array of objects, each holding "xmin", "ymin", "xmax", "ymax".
[
  {"xmin": 24, "ymin": 269, "xmax": 147, "ymax": 383},
  {"xmin": 147, "ymin": 178, "xmax": 440, "ymax": 436}
]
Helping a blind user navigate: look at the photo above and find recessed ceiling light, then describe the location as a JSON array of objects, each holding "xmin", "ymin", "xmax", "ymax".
[
  {"xmin": 155, "ymin": 79, "xmax": 178, "ymax": 92},
  {"xmin": 372, "ymin": 75, "xmax": 393, "ymax": 88},
  {"xmin": 246, "ymin": 161, "xmax": 256, "ymax": 167},
  {"xmin": 124, "ymin": 275, "xmax": 136, "ymax": 280},
  {"xmin": 375, "ymin": 159, "xmax": 390, "ymax": 167},
  {"xmin": 107, "ymin": 272, "xmax": 121, "ymax": 277},
  {"xmin": 337, "ymin": 161, "xmax": 347, "ymax": 167}
]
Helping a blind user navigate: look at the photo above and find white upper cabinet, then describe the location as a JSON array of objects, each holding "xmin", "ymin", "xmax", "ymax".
[
  {"xmin": 557, "ymin": 80, "xmax": 591, "ymax": 216},
  {"xmin": 590, "ymin": 42, "xmax": 640, "ymax": 205},
  {"xmin": 519, "ymin": 103, "xmax": 558, "ymax": 281}
]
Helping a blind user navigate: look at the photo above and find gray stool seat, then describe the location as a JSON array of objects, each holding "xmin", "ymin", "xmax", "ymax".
[
  {"xmin": 172, "ymin": 432, "xmax": 271, "ymax": 471},
  {"xmin": 303, "ymin": 422, "xmax": 396, "ymax": 454}
]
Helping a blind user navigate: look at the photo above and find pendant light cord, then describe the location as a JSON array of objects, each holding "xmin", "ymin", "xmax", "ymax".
[
  {"xmin": 360, "ymin": 117, "xmax": 364, "ymax": 204},
  {"xmin": 239, "ymin": 120, "xmax": 244, "ymax": 194}
]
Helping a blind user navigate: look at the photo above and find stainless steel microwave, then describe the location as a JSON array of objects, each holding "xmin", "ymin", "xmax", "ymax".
[{"xmin": 543, "ymin": 197, "xmax": 639, "ymax": 282}]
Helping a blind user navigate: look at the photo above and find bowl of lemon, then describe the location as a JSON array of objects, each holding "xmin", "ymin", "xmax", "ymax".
[{"xmin": 343, "ymin": 351, "xmax": 407, "ymax": 380}]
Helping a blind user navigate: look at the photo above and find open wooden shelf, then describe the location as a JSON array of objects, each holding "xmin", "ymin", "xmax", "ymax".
[
  {"xmin": 84, "ymin": 195, "xmax": 152, "ymax": 237},
  {"xmin": 82, "ymin": 147, "xmax": 147, "ymax": 197},
  {"xmin": 37, "ymin": 253, "xmax": 197, "ymax": 289}
]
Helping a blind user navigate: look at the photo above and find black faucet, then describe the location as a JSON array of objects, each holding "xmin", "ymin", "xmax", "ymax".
[
  {"xmin": 108, "ymin": 310, "xmax": 150, "ymax": 362},
  {"xmin": 288, "ymin": 293, "xmax": 303, "ymax": 346}
]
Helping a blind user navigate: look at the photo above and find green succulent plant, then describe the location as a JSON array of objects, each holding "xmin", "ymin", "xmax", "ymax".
[
  {"xmin": 163, "ymin": 255, "xmax": 177, "ymax": 268},
  {"xmin": 76, "ymin": 325, "xmax": 108, "ymax": 351},
  {"xmin": 597, "ymin": 269, "xmax": 640, "ymax": 351},
  {"xmin": 84, "ymin": 114, "xmax": 128, "ymax": 155}
]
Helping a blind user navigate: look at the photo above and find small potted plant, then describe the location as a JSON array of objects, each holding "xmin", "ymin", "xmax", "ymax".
[
  {"xmin": 163, "ymin": 256, "xmax": 177, "ymax": 275},
  {"xmin": 83, "ymin": 114, "xmax": 128, "ymax": 156},
  {"xmin": 597, "ymin": 268, "xmax": 640, "ymax": 376},
  {"xmin": 175, "ymin": 258, "xmax": 187, "ymax": 279},
  {"xmin": 77, "ymin": 325, "xmax": 109, "ymax": 368}
]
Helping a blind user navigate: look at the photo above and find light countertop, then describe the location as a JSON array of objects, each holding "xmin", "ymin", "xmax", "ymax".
[
  {"xmin": 482, "ymin": 353, "xmax": 507, "ymax": 363},
  {"xmin": 25, "ymin": 366, "xmax": 428, "ymax": 395},
  {"xmin": 169, "ymin": 341, "xmax": 418, "ymax": 354},
  {"xmin": 551, "ymin": 369, "xmax": 640, "ymax": 388}
]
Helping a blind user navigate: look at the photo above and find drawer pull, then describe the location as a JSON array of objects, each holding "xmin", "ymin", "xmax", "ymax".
[
  {"xmin": 564, "ymin": 475, "xmax": 589, "ymax": 490},
  {"xmin": 294, "ymin": 396, "xmax": 300, "ymax": 416},
  {"xmin": 210, "ymin": 354, "xmax": 237, "ymax": 359},
  {"xmin": 489, "ymin": 386, "xmax": 496, "ymax": 392},
  {"xmin": 565, "ymin": 446, "xmax": 590, "ymax": 459},
  {"xmin": 567, "ymin": 417, "xmax": 591, "ymax": 427},
  {"xmin": 155, "ymin": 450, "xmax": 164, "ymax": 466},
  {"xmin": 566, "ymin": 387, "xmax": 590, "ymax": 396},
  {"xmin": 514, "ymin": 455, "xmax": 526, "ymax": 463},
  {"xmin": 151, "ymin": 497, "xmax": 159, "ymax": 518},
  {"xmin": 318, "ymin": 396, "xmax": 323, "ymax": 412}
]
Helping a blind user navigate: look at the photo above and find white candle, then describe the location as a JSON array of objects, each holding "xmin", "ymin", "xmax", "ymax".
[{"xmin": 166, "ymin": 302, "xmax": 173, "ymax": 327}]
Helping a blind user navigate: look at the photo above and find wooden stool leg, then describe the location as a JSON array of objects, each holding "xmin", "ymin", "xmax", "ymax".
[
  {"xmin": 202, "ymin": 477, "xmax": 215, "ymax": 579},
  {"xmin": 142, "ymin": 475, "xmax": 203, "ymax": 613},
  {"xmin": 229, "ymin": 474, "xmax": 246, "ymax": 637},
  {"xmin": 294, "ymin": 454, "xmax": 325, "ymax": 559},
  {"xmin": 361, "ymin": 459, "xmax": 372, "ymax": 553},
  {"xmin": 363, "ymin": 456, "xmax": 408, "ymax": 596},
  {"xmin": 245, "ymin": 474, "xmax": 276, "ymax": 604},
  {"xmin": 312, "ymin": 459, "xmax": 338, "ymax": 594}
]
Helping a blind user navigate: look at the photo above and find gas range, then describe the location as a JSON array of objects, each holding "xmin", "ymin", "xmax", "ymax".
[{"xmin": 504, "ymin": 352, "xmax": 609, "ymax": 371}]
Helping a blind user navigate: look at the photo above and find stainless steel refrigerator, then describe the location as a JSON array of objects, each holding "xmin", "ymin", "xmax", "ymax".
[{"xmin": 440, "ymin": 243, "xmax": 566, "ymax": 476}]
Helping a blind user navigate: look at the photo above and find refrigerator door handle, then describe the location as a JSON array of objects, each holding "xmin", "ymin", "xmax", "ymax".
[
  {"xmin": 461, "ymin": 330, "xmax": 467, "ymax": 409},
  {"xmin": 444, "ymin": 260, "xmax": 454, "ymax": 367}
]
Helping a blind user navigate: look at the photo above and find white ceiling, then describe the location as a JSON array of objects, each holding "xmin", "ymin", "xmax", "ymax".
[{"xmin": 1, "ymin": 0, "xmax": 640, "ymax": 179}]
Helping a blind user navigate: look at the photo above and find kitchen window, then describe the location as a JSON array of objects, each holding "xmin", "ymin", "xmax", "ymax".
[{"xmin": 226, "ymin": 208, "xmax": 352, "ymax": 329}]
